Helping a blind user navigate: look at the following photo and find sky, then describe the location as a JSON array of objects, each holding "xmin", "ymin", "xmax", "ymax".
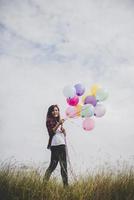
[{"xmin": 0, "ymin": 0, "xmax": 134, "ymax": 176}]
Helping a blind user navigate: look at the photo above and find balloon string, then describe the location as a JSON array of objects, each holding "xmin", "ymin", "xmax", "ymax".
[
  {"xmin": 65, "ymin": 137, "xmax": 78, "ymax": 182},
  {"xmin": 67, "ymin": 119, "xmax": 82, "ymax": 128},
  {"xmin": 63, "ymin": 106, "xmax": 93, "ymax": 181}
]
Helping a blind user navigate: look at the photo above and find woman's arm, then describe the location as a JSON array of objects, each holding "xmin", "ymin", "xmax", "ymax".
[{"xmin": 52, "ymin": 119, "xmax": 65, "ymax": 133}]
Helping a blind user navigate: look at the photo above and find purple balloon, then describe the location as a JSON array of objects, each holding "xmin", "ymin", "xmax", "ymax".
[
  {"xmin": 84, "ymin": 95, "xmax": 97, "ymax": 107},
  {"xmin": 74, "ymin": 83, "xmax": 85, "ymax": 96}
]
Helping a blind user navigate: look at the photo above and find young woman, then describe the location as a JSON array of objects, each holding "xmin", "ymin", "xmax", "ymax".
[{"xmin": 44, "ymin": 105, "xmax": 68, "ymax": 186}]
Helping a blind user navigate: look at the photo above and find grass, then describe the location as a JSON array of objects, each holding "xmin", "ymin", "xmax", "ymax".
[{"xmin": 0, "ymin": 161, "xmax": 134, "ymax": 200}]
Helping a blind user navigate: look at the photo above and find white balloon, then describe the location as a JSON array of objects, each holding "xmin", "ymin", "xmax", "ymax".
[
  {"xmin": 96, "ymin": 88, "xmax": 109, "ymax": 101},
  {"xmin": 94, "ymin": 103, "xmax": 106, "ymax": 117},
  {"xmin": 63, "ymin": 86, "xmax": 76, "ymax": 98}
]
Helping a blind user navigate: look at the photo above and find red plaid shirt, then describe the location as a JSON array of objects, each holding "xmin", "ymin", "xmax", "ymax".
[
  {"xmin": 46, "ymin": 118, "xmax": 57, "ymax": 136},
  {"xmin": 46, "ymin": 118, "xmax": 58, "ymax": 149}
]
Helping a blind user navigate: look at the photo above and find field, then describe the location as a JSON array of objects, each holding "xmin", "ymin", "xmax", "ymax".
[{"xmin": 0, "ymin": 161, "xmax": 134, "ymax": 200}]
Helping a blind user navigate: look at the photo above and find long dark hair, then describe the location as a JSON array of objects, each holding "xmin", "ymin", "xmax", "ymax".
[{"xmin": 46, "ymin": 104, "xmax": 60, "ymax": 123}]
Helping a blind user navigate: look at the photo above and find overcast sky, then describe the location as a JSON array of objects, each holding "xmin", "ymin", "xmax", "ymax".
[{"xmin": 0, "ymin": 0, "xmax": 134, "ymax": 175}]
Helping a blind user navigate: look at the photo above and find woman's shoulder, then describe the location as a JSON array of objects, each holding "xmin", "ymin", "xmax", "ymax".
[
  {"xmin": 46, "ymin": 117, "xmax": 57, "ymax": 126},
  {"xmin": 47, "ymin": 117, "xmax": 55, "ymax": 122}
]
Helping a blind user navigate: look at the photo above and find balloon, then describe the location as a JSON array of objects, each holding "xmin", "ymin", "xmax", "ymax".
[
  {"xmin": 63, "ymin": 83, "xmax": 108, "ymax": 132},
  {"xmin": 81, "ymin": 94, "xmax": 87, "ymax": 104},
  {"xmin": 75, "ymin": 104, "xmax": 82, "ymax": 116},
  {"xmin": 94, "ymin": 103, "xmax": 106, "ymax": 117},
  {"xmin": 81, "ymin": 104, "xmax": 95, "ymax": 118},
  {"xmin": 90, "ymin": 84, "xmax": 102, "ymax": 96},
  {"xmin": 84, "ymin": 95, "xmax": 97, "ymax": 107},
  {"xmin": 82, "ymin": 117, "xmax": 95, "ymax": 131},
  {"xmin": 65, "ymin": 107, "xmax": 77, "ymax": 118},
  {"xmin": 74, "ymin": 83, "xmax": 85, "ymax": 96},
  {"xmin": 67, "ymin": 95, "xmax": 79, "ymax": 106},
  {"xmin": 96, "ymin": 88, "xmax": 108, "ymax": 101},
  {"xmin": 81, "ymin": 92, "xmax": 92, "ymax": 103},
  {"xmin": 63, "ymin": 86, "xmax": 76, "ymax": 98}
]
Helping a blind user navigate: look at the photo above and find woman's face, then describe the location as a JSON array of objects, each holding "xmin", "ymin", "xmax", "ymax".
[{"xmin": 52, "ymin": 106, "xmax": 59, "ymax": 118}]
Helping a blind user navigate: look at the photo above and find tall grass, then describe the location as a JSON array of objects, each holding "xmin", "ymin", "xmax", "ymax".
[{"xmin": 0, "ymin": 161, "xmax": 134, "ymax": 200}]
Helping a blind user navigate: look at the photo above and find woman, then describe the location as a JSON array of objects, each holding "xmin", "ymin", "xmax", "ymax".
[{"xmin": 44, "ymin": 104, "xmax": 68, "ymax": 186}]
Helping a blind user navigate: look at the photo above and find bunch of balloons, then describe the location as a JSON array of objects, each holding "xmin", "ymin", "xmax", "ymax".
[{"xmin": 63, "ymin": 83, "xmax": 108, "ymax": 131}]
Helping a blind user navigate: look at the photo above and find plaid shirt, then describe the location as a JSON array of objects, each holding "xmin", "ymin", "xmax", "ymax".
[
  {"xmin": 46, "ymin": 118, "xmax": 57, "ymax": 136},
  {"xmin": 46, "ymin": 118, "xmax": 57, "ymax": 149}
]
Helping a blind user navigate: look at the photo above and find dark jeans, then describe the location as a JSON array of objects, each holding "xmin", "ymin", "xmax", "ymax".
[{"xmin": 44, "ymin": 145, "xmax": 68, "ymax": 186}]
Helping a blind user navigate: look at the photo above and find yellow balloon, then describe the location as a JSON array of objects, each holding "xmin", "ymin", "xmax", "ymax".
[
  {"xmin": 81, "ymin": 95, "xmax": 87, "ymax": 103},
  {"xmin": 90, "ymin": 84, "xmax": 102, "ymax": 96},
  {"xmin": 75, "ymin": 104, "xmax": 82, "ymax": 116}
]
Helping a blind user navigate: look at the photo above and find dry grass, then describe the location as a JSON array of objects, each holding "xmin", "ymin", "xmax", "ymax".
[{"xmin": 0, "ymin": 161, "xmax": 134, "ymax": 200}]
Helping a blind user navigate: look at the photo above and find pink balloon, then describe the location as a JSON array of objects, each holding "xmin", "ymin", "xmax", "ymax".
[
  {"xmin": 65, "ymin": 107, "xmax": 77, "ymax": 118},
  {"xmin": 67, "ymin": 95, "xmax": 79, "ymax": 106},
  {"xmin": 82, "ymin": 117, "xmax": 95, "ymax": 131}
]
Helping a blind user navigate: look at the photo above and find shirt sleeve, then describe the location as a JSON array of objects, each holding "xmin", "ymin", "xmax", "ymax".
[{"xmin": 46, "ymin": 119, "xmax": 56, "ymax": 135}]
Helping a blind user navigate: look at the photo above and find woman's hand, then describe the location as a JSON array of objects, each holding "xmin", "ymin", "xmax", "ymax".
[
  {"xmin": 52, "ymin": 119, "xmax": 65, "ymax": 133},
  {"xmin": 59, "ymin": 119, "xmax": 65, "ymax": 125},
  {"xmin": 52, "ymin": 119, "xmax": 64, "ymax": 132}
]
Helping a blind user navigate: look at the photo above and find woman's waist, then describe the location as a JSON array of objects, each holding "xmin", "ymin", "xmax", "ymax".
[{"xmin": 51, "ymin": 144, "xmax": 66, "ymax": 150}]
